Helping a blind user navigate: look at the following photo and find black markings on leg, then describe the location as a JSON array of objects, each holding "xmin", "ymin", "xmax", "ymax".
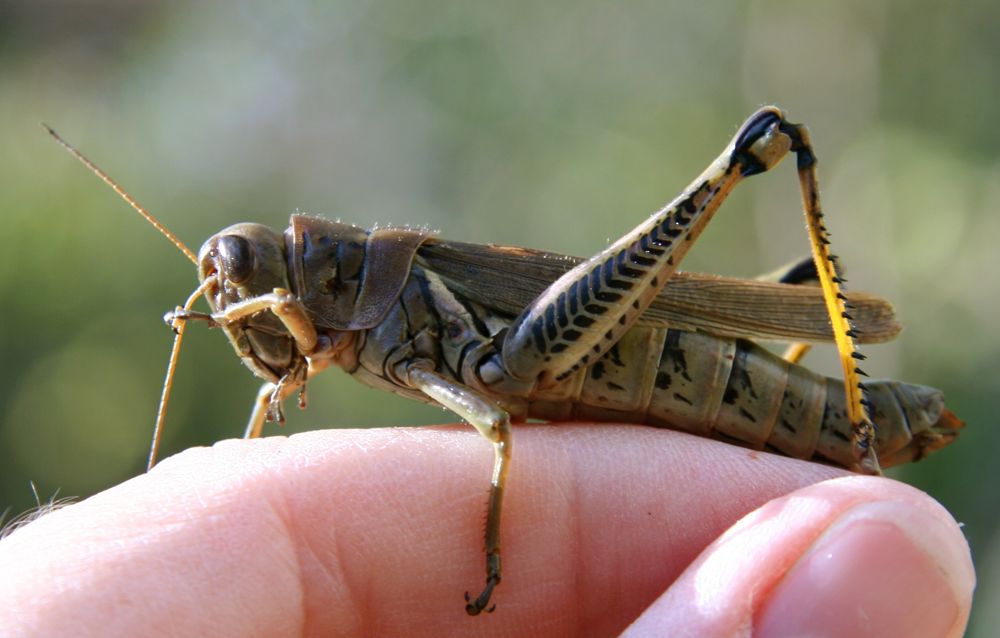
[
  {"xmin": 544, "ymin": 306, "xmax": 557, "ymax": 340},
  {"xmin": 531, "ymin": 319, "xmax": 545, "ymax": 352},
  {"xmin": 639, "ymin": 233, "xmax": 665, "ymax": 256},
  {"xmin": 568, "ymin": 282, "xmax": 579, "ymax": 314},
  {"xmin": 731, "ymin": 109, "xmax": 784, "ymax": 176},
  {"xmin": 615, "ymin": 250, "xmax": 643, "ymax": 279},
  {"xmin": 556, "ymin": 292, "xmax": 569, "ymax": 327}
]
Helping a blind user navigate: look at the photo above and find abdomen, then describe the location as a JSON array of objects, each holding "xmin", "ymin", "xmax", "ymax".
[{"xmin": 525, "ymin": 327, "xmax": 958, "ymax": 469}]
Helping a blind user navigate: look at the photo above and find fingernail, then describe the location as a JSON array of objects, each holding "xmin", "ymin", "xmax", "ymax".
[{"xmin": 755, "ymin": 500, "xmax": 973, "ymax": 638}]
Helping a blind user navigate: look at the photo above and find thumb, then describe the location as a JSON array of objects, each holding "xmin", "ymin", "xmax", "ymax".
[{"xmin": 623, "ymin": 476, "xmax": 974, "ymax": 638}]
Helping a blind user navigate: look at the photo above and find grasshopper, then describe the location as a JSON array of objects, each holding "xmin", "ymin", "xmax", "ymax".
[{"xmin": 46, "ymin": 107, "xmax": 962, "ymax": 615}]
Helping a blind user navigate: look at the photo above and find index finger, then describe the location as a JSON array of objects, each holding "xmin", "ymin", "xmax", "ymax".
[{"xmin": 0, "ymin": 424, "xmax": 851, "ymax": 637}]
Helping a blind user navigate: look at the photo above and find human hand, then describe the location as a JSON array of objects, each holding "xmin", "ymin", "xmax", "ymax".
[{"xmin": 0, "ymin": 425, "xmax": 973, "ymax": 637}]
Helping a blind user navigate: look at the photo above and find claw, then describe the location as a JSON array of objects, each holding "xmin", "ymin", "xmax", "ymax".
[
  {"xmin": 163, "ymin": 308, "xmax": 183, "ymax": 332},
  {"xmin": 464, "ymin": 576, "xmax": 499, "ymax": 616},
  {"xmin": 265, "ymin": 391, "xmax": 286, "ymax": 424}
]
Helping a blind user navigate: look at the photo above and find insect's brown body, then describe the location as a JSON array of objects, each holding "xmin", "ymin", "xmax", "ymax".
[
  {"xmin": 263, "ymin": 217, "xmax": 954, "ymax": 474},
  {"xmin": 47, "ymin": 106, "xmax": 963, "ymax": 616}
]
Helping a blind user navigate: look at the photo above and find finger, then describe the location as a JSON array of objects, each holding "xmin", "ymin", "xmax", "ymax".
[
  {"xmin": 622, "ymin": 476, "xmax": 974, "ymax": 638},
  {"xmin": 1, "ymin": 425, "xmax": 852, "ymax": 637}
]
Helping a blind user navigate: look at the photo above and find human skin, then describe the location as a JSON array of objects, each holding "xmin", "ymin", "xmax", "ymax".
[{"xmin": 0, "ymin": 425, "xmax": 974, "ymax": 637}]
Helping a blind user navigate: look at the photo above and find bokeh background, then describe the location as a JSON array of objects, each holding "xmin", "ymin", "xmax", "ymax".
[{"xmin": 1, "ymin": 0, "xmax": 996, "ymax": 633}]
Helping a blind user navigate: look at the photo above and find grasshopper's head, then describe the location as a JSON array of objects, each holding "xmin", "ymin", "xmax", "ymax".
[
  {"xmin": 198, "ymin": 223, "xmax": 299, "ymax": 383},
  {"xmin": 41, "ymin": 124, "xmax": 315, "ymax": 469}
]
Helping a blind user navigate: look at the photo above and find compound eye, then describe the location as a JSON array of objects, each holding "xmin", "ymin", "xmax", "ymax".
[{"xmin": 217, "ymin": 234, "xmax": 256, "ymax": 284}]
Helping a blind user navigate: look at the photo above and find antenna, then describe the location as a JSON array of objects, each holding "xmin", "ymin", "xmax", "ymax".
[
  {"xmin": 43, "ymin": 123, "xmax": 207, "ymax": 470},
  {"xmin": 41, "ymin": 124, "xmax": 198, "ymax": 265}
]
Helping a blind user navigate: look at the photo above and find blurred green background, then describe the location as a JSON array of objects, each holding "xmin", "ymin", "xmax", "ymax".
[{"xmin": 1, "ymin": 0, "xmax": 996, "ymax": 632}]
